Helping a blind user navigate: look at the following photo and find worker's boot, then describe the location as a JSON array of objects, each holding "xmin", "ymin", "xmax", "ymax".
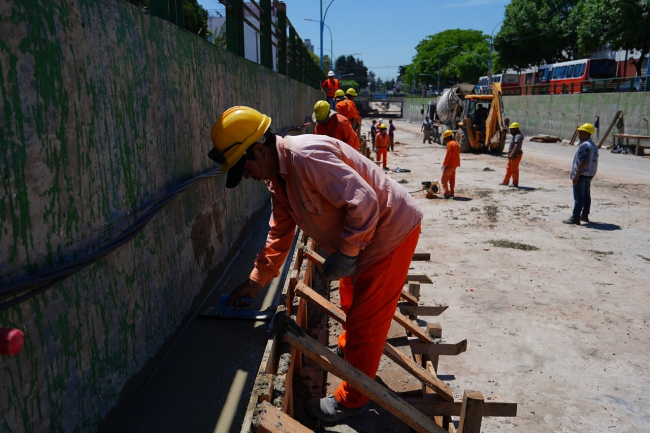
[
  {"xmin": 307, "ymin": 396, "xmax": 367, "ymax": 422},
  {"xmin": 562, "ymin": 217, "xmax": 580, "ymax": 225}
]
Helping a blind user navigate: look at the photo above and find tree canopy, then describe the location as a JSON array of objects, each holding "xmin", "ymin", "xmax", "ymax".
[
  {"xmin": 310, "ymin": 52, "xmax": 332, "ymax": 73},
  {"xmin": 402, "ymin": 29, "xmax": 494, "ymax": 90},
  {"xmin": 334, "ymin": 56, "xmax": 369, "ymax": 89},
  {"xmin": 127, "ymin": 0, "xmax": 209, "ymax": 39}
]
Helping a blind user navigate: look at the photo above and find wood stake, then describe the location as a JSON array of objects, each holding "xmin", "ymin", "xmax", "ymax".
[
  {"xmin": 598, "ymin": 110, "xmax": 623, "ymax": 149},
  {"xmin": 458, "ymin": 390, "xmax": 484, "ymax": 433},
  {"xmin": 399, "ymin": 393, "xmax": 517, "ymax": 418}
]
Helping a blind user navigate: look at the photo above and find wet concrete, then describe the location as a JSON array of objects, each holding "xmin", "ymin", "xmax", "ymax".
[{"xmin": 112, "ymin": 207, "xmax": 294, "ymax": 433}]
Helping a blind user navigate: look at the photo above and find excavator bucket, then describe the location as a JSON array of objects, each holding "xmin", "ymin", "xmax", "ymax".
[{"xmin": 485, "ymin": 82, "xmax": 505, "ymax": 146}]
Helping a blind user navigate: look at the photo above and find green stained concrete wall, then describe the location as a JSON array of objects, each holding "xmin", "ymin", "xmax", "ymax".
[
  {"xmin": 504, "ymin": 93, "xmax": 650, "ymax": 141},
  {"xmin": 404, "ymin": 97, "xmax": 434, "ymax": 123},
  {"xmin": 0, "ymin": 0, "xmax": 322, "ymax": 431}
]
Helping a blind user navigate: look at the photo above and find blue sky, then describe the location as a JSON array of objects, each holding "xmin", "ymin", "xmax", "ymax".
[{"xmin": 198, "ymin": 0, "xmax": 510, "ymax": 81}]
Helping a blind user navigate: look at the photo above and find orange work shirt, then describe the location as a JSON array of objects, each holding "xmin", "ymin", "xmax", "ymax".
[
  {"xmin": 248, "ymin": 135, "xmax": 424, "ymax": 287},
  {"xmin": 322, "ymin": 78, "xmax": 340, "ymax": 98},
  {"xmin": 336, "ymin": 99, "xmax": 350, "ymax": 118},
  {"xmin": 346, "ymin": 99, "xmax": 360, "ymax": 123},
  {"xmin": 375, "ymin": 132, "xmax": 390, "ymax": 148},
  {"xmin": 443, "ymin": 139, "xmax": 461, "ymax": 167},
  {"xmin": 313, "ymin": 113, "xmax": 360, "ymax": 150}
]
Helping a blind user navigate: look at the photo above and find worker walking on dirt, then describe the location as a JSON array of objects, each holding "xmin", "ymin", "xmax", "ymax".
[
  {"xmin": 500, "ymin": 122, "xmax": 524, "ymax": 187},
  {"xmin": 322, "ymin": 71, "xmax": 340, "ymax": 110},
  {"xmin": 563, "ymin": 123, "xmax": 599, "ymax": 225},
  {"xmin": 422, "ymin": 116, "xmax": 433, "ymax": 144},
  {"xmin": 312, "ymin": 100, "xmax": 360, "ymax": 151},
  {"xmin": 441, "ymin": 130, "xmax": 460, "ymax": 199},
  {"xmin": 388, "ymin": 120, "xmax": 396, "ymax": 151},
  {"xmin": 375, "ymin": 124, "xmax": 390, "ymax": 170},
  {"xmin": 211, "ymin": 106, "xmax": 423, "ymax": 423},
  {"xmin": 345, "ymin": 88, "xmax": 361, "ymax": 132}
]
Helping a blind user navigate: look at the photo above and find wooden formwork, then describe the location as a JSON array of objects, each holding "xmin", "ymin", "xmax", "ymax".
[{"xmin": 243, "ymin": 232, "xmax": 517, "ymax": 432}]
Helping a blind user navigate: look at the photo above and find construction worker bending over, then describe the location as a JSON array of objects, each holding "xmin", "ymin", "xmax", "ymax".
[
  {"xmin": 375, "ymin": 124, "xmax": 390, "ymax": 170},
  {"xmin": 210, "ymin": 106, "xmax": 423, "ymax": 422},
  {"xmin": 441, "ymin": 130, "xmax": 460, "ymax": 199},
  {"xmin": 322, "ymin": 71, "xmax": 340, "ymax": 110},
  {"xmin": 335, "ymin": 90, "xmax": 350, "ymax": 120},
  {"xmin": 345, "ymin": 88, "xmax": 361, "ymax": 133},
  {"xmin": 563, "ymin": 123, "xmax": 599, "ymax": 225},
  {"xmin": 312, "ymin": 100, "xmax": 360, "ymax": 151},
  {"xmin": 500, "ymin": 122, "xmax": 524, "ymax": 187}
]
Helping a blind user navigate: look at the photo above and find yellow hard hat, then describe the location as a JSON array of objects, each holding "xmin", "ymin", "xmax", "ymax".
[
  {"xmin": 313, "ymin": 100, "xmax": 333, "ymax": 123},
  {"xmin": 577, "ymin": 123, "xmax": 595, "ymax": 135},
  {"xmin": 209, "ymin": 106, "xmax": 271, "ymax": 171},
  {"xmin": 335, "ymin": 89, "xmax": 346, "ymax": 98},
  {"xmin": 509, "ymin": 122, "xmax": 520, "ymax": 129},
  {"xmin": 346, "ymin": 88, "xmax": 357, "ymax": 97},
  {"xmin": 442, "ymin": 129, "xmax": 454, "ymax": 138},
  {"xmin": 379, "ymin": 123, "xmax": 387, "ymax": 130}
]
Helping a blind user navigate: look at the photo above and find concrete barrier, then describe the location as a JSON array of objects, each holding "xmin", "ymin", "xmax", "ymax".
[
  {"xmin": 403, "ymin": 97, "xmax": 435, "ymax": 123},
  {"xmin": 0, "ymin": 0, "xmax": 321, "ymax": 431},
  {"xmin": 504, "ymin": 93, "xmax": 650, "ymax": 142}
]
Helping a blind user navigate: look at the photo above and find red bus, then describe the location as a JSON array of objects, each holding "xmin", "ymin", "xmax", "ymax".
[
  {"xmin": 492, "ymin": 73, "xmax": 520, "ymax": 90},
  {"xmin": 547, "ymin": 58, "xmax": 617, "ymax": 94}
]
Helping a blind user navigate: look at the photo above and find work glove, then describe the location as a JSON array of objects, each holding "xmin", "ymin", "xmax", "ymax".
[{"xmin": 322, "ymin": 250, "xmax": 357, "ymax": 280}]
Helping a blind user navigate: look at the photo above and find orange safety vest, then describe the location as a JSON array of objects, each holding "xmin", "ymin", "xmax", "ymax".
[
  {"xmin": 375, "ymin": 133, "xmax": 390, "ymax": 148},
  {"xmin": 322, "ymin": 78, "xmax": 340, "ymax": 98}
]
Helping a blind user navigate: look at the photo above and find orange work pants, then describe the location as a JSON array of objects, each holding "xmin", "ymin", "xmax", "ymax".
[
  {"xmin": 376, "ymin": 147, "xmax": 388, "ymax": 168},
  {"xmin": 441, "ymin": 166, "xmax": 456, "ymax": 197},
  {"xmin": 503, "ymin": 152, "xmax": 523, "ymax": 186},
  {"xmin": 335, "ymin": 224, "xmax": 421, "ymax": 408}
]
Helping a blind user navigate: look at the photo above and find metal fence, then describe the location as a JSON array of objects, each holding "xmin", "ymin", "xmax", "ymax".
[
  {"xmin": 502, "ymin": 76, "xmax": 648, "ymax": 96},
  {"xmin": 218, "ymin": 0, "xmax": 324, "ymax": 89}
]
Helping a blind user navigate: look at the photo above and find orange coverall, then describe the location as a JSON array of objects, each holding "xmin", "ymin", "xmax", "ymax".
[
  {"xmin": 503, "ymin": 153, "xmax": 523, "ymax": 186},
  {"xmin": 249, "ymin": 135, "xmax": 423, "ymax": 409},
  {"xmin": 313, "ymin": 113, "xmax": 360, "ymax": 150},
  {"xmin": 375, "ymin": 132, "xmax": 390, "ymax": 168},
  {"xmin": 442, "ymin": 139, "xmax": 461, "ymax": 197}
]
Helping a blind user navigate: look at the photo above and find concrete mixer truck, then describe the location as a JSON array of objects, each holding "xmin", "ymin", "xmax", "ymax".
[{"xmin": 435, "ymin": 82, "xmax": 508, "ymax": 153}]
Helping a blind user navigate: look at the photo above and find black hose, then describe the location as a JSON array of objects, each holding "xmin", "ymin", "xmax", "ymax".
[{"xmin": 0, "ymin": 169, "xmax": 224, "ymax": 311}]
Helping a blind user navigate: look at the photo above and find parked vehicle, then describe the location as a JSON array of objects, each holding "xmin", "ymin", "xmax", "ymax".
[{"xmin": 456, "ymin": 83, "xmax": 508, "ymax": 153}]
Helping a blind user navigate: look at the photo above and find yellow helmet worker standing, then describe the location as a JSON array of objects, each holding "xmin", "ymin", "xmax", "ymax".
[
  {"xmin": 563, "ymin": 122, "xmax": 599, "ymax": 225},
  {"xmin": 500, "ymin": 121, "xmax": 524, "ymax": 188},
  {"xmin": 344, "ymin": 88, "xmax": 361, "ymax": 132},
  {"xmin": 440, "ymin": 130, "xmax": 460, "ymax": 199}
]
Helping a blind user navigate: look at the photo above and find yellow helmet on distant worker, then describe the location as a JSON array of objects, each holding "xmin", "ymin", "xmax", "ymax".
[
  {"xmin": 442, "ymin": 129, "xmax": 454, "ymax": 139},
  {"xmin": 313, "ymin": 100, "xmax": 333, "ymax": 123},
  {"xmin": 577, "ymin": 123, "xmax": 595, "ymax": 135},
  {"xmin": 346, "ymin": 88, "xmax": 357, "ymax": 97},
  {"xmin": 335, "ymin": 89, "xmax": 346, "ymax": 98},
  {"xmin": 379, "ymin": 123, "xmax": 387, "ymax": 130},
  {"xmin": 209, "ymin": 106, "xmax": 271, "ymax": 172},
  {"xmin": 509, "ymin": 122, "xmax": 520, "ymax": 129}
]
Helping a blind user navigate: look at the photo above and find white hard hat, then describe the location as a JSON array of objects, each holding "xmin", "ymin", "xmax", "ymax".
[
  {"xmin": 328, "ymin": 71, "xmax": 335, "ymax": 77},
  {"xmin": 378, "ymin": 118, "xmax": 383, "ymax": 123}
]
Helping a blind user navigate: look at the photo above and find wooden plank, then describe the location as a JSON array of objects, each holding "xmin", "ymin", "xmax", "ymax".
[
  {"xmin": 393, "ymin": 311, "xmax": 434, "ymax": 343},
  {"xmin": 294, "ymin": 283, "xmax": 454, "ymax": 401},
  {"xmin": 283, "ymin": 328, "xmax": 448, "ymax": 433},
  {"xmin": 408, "ymin": 282, "xmax": 421, "ymax": 301},
  {"xmin": 399, "ymin": 393, "xmax": 517, "ymax": 418},
  {"xmin": 412, "ymin": 252, "xmax": 431, "ymax": 261},
  {"xmin": 598, "ymin": 110, "xmax": 622, "ymax": 148},
  {"xmin": 405, "ymin": 272, "xmax": 434, "ymax": 284},
  {"xmin": 409, "ymin": 338, "xmax": 468, "ymax": 357},
  {"xmin": 458, "ymin": 390, "xmax": 484, "ymax": 433},
  {"xmin": 303, "ymin": 247, "xmax": 324, "ymax": 268},
  {"xmin": 427, "ymin": 323, "xmax": 443, "ymax": 372},
  {"xmin": 398, "ymin": 302, "xmax": 449, "ymax": 317},
  {"xmin": 382, "ymin": 343, "xmax": 454, "ymax": 402},
  {"xmin": 400, "ymin": 290, "xmax": 419, "ymax": 306},
  {"xmin": 253, "ymin": 401, "xmax": 312, "ymax": 433}
]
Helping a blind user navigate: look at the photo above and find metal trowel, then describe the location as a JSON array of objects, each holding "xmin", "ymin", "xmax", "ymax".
[{"xmin": 202, "ymin": 295, "xmax": 275, "ymax": 321}]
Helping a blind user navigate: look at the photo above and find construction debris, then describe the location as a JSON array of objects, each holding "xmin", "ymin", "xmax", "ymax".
[{"xmin": 530, "ymin": 134, "xmax": 563, "ymax": 143}]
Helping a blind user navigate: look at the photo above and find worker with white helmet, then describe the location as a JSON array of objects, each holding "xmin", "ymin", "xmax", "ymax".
[
  {"xmin": 322, "ymin": 71, "xmax": 340, "ymax": 110},
  {"xmin": 563, "ymin": 123, "xmax": 599, "ymax": 225},
  {"xmin": 208, "ymin": 106, "xmax": 423, "ymax": 423}
]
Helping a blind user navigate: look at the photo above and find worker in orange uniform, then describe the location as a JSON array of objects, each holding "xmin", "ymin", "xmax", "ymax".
[
  {"xmin": 334, "ymin": 90, "xmax": 350, "ymax": 119},
  {"xmin": 345, "ymin": 88, "xmax": 361, "ymax": 133},
  {"xmin": 375, "ymin": 124, "xmax": 390, "ymax": 170},
  {"xmin": 312, "ymin": 100, "xmax": 360, "ymax": 151},
  {"xmin": 210, "ymin": 106, "xmax": 423, "ymax": 423},
  {"xmin": 322, "ymin": 71, "xmax": 340, "ymax": 110},
  {"xmin": 499, "ymin": 122, "xmax": 524, "ymax": 187},
  {"xmin": 441, "ymin": 129, "xmax": 460, "ymax": 199}
]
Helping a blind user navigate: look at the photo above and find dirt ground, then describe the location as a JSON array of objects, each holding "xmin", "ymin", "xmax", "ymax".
[{"xmin": 320, "ymin": 117, "xmax": 650, "ymax": 432}]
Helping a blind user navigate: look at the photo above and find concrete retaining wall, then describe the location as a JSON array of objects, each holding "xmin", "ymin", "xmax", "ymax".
[
  {"xmin": 0, "ymin": 0, "xmax": 321, "ymax": 431},
  {"xmin": 504, "ymin": 93, "xmax": 650, "ymax": 142},
  {"xmin": 403, "ymin": 97, "xmax": 435, "ymax": 124}
]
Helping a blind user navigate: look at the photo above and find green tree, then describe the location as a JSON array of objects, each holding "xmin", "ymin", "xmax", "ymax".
[
  {"xmin": 494, "ymin": 0, "xmax": 579, "ymax": 70},
  {"xmin": 403, "ymin": 29, "xmax": 493, "ymax": 88},
  {"xmin": 368, "ymin": 71, "xmax": 377, "ymax": 92},
  {"xmin": 334, "ymin": 56, "xmax": 369, "ymax": 89},
  {"xmin": 575, "ymin": 0, "xmax": 650, "ymax": 76},
  {"xmin": 310, "ymin": 52, "xmax": 331, "ymax": 72},
  {"xmin": 340, "ymin": 80, "xmax": 360, "ymax": 94},
  {"xmin": 127, "ymin": 0, "xmax": 209, "ymax": 39}
]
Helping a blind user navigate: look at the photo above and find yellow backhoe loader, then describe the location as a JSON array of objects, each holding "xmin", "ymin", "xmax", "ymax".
[{"xmin": 455, "ymin": 82, "xmax": 508, "ymax": 153}]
